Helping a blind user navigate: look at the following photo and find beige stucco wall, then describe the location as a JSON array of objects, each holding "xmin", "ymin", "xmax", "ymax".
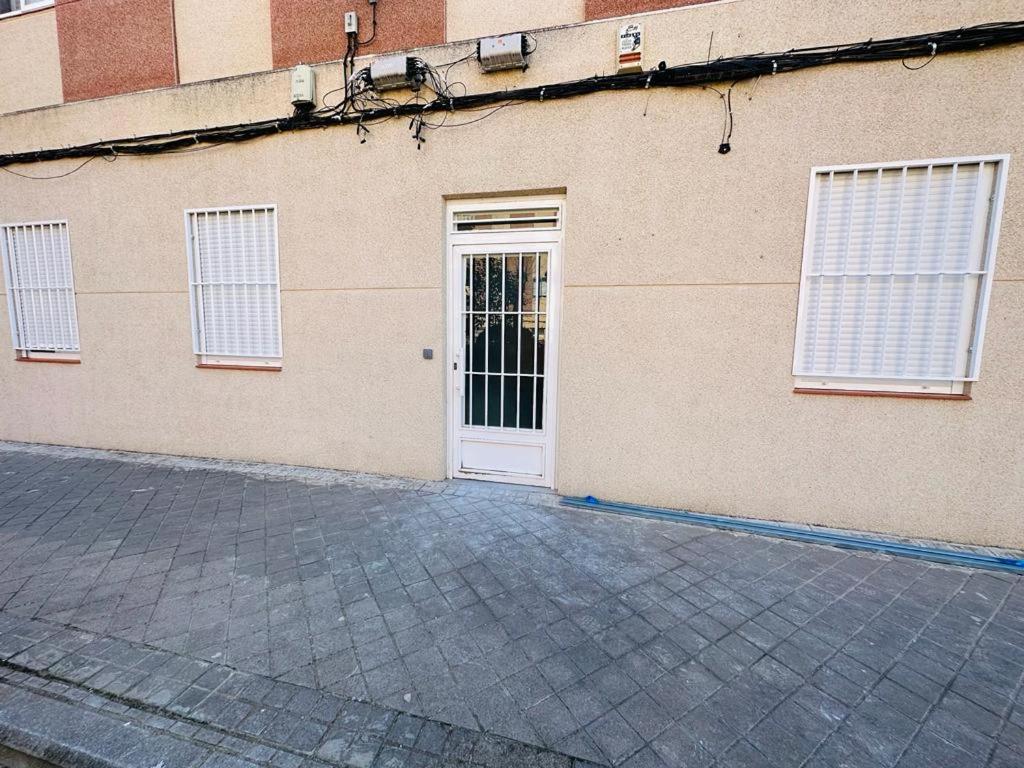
[
  {"xmin": 1, "ymin": 0, "xmax": 1022, "ymax": 547},
  {"xmin": 173, "ymin": 0, "xmax": 272, "ymax": 84},
  {"xmin": 0, "ymin": 8, "xmax": 62, "ymax": 115},
  {"xmin": 445, "ymin": 0, "xmax": 586, "ymax": 41}
]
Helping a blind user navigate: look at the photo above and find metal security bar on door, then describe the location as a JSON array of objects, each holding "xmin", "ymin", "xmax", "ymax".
[
  {"xmin": 460, "ymin": 251, "xmax": 549, "ymax": 431},
  {"xmin": 448, "ymin": 199, "xmax": 563, "ymax": 486}
]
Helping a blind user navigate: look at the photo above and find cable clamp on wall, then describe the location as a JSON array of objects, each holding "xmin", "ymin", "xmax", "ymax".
[{"xmin": 902, "ymin": 41, "xmax": 939, "ymax": 70}]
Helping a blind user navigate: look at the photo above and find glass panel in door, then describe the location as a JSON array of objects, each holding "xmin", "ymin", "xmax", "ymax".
[{"xmin": 463, "ymin": 251, "xmax": 548, "ymax": 430}]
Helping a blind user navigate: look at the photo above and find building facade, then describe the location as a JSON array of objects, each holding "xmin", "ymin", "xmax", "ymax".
[{"xmin": 1, "ymin": 0, "xmax": 1022, "ymax": 547}]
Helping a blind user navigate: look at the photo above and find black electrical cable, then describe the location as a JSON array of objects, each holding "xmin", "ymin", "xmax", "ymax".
[
  {"xmin": 356, "ymin": 0, "xmax": 378, "ymax": 46},
  {"xmin": 1, "ymin": 21, "xmax": 1021, "ymax": 169},
  {"xmin": 0, "ymin": 156, "xmax": 102, "ymax": 179}
]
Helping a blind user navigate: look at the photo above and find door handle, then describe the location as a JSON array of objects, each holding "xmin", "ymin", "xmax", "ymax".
[{"xmin": 453, "ymin": 353, "xmax": 463, "ymax": 394}]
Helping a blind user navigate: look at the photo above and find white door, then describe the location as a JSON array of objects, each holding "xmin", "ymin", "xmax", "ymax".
[{"xmin": 447, "ymin": 199, "xmax": 563, "ymax": 487}]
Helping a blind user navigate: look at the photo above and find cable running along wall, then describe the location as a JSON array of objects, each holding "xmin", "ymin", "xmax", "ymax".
[{"xmin": 1, "ymin": 21, "xmax": 1022, "ymax": 170}]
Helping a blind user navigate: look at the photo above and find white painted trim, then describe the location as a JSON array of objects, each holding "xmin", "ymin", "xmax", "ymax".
[
  {"xmin": 0, "ymin": 0, "xmax": 53, "ymax": 21},
  {"xmin": 183, "ymin": 204, "xmax": 283, "ymax": 362},
  {"xmin": 792, "ymin": 154, "xmax": 1011, "ymax": 392},
  {"xmin": 810, "ymin": 154, "xmax": 1011, "ymax": 174},
  {"xmin": 445, "ymin": 196, "xmax": 565, "ymax": 488},
  {"xmin": 794, "ymin": 376, "xmax": 965, "ymax": 396},
  {"xmin": 965, "ymin": 156, "xmax": 1010, "ymax": 382},
  {"xmin": 1, "ymin": 226, "xmax": 18, "ymax": 354},
  {"xmin": 1, "ymin": 218, "xmax": 80, "ymax": 354},
  {"xmin": 184, "ymin": 204, "xmax": 278, "ymax": 215},
  {"xmin": 448, "ymin": 196, "xmax": 564, "ymax": 237},
  {"xmin": 0, "ymin": 218, "xmax": 68, "ymax": 229}
]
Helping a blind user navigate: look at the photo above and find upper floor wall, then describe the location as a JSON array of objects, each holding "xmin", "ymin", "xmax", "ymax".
[
  {"xmin": 176, "ymin": 0, "xmax": 273, "ymax": 84},
  {"xmin": 0, "ymin": 4, "xmax": 61, "ymax": 113},
  {"xmin": 0, "ymin": 0, "xmax": 728, "ymax": 115},
  {"xmin": 270, "ymin": 0, "xmax": 445, "ymax": 69},
  {"xmin": 446, "ymin": 0, "xmax": 586, "ymax": 42},
  {"xmin": 56, "ymin": 0, "xmax": 178, "ymax": 102}
]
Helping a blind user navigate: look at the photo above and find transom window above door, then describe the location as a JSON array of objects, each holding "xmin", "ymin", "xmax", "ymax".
[
  {"xmin": 793, "ymin": 156, "xmax": 1008, "ymax": 396},
  {"xmin": 451, "ymin": 204, "xmax": 561, "ymax": 233},
  {"xmin": 447, "ymin": 196, "xmax": 564, "ymax": 487}
]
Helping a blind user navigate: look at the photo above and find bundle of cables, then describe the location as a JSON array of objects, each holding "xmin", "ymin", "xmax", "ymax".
[{"xmin": 2, "ymin": 21, "xmax": 1022, "ymax": 171}]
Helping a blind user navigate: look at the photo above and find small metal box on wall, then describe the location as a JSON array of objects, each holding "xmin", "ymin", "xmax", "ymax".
[
  {"xmin": 478, "ymin": 33, "xmax": 530, "ymax": 72},
  {"xmin": 290, "ymin": 64, "xmax": 316, "ymax": 109}
]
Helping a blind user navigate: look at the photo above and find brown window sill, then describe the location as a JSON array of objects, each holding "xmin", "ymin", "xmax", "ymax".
[
  {"xmin": 15, "ymin": 356, "xmax": 81, "ymax": 365},
  {"xmin": 196, "ymin": 363, "xmax": 282, "ymax": 372},
  {"xmin": 793, "ymin": 387, "xmax": 970, "ymax": 401}
]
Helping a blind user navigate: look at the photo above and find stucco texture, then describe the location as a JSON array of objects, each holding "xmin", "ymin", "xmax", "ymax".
[
  {"xmin": 55, "ymin": 0, "xmax": 178, "ymax": 101},
  {"xmin": 1, "ymin": 0, "xmax": 1022, "ymax": 547},
  {"xmin": 585, "ymin": 0, "xmax": 721, "ymax": 22},
  {"xmin": 174, "ymin": 0, "xmax": 273, "ymax": 84},
  {"xmin": 0, "ymin": 8, "xmax": 62, "ymax": 114},
  {"xmin": 445, "ymin": 0, "xmax": 585, "ymax": 42},
  {"xmin": 270, "ymin": 0, "xmax": 445, "ymax": 68}
]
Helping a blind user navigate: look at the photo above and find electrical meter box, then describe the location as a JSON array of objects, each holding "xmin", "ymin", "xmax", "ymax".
[
  {"xmin": 344, "ymin": 11, "xmax": 358, "ymax": 34},
  {"xmin": 290, "ymin": 64, "xmax": 316, "ymax": 109},
  {"xmin": 617, "ymin": 23, "xmax": 644, "ymax": 73},
  {"xmin": 370, "ymin": 55, "xmax": 418, "ymax": 91},
  {"xmin": 478, "ymin": 33, "xmax": 529, "ymax": 72}
]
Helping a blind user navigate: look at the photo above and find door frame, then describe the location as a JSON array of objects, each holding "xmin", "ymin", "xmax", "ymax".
[{"xmin": 445, "ymin": 196, "xmax": 565, "ymax": 488}]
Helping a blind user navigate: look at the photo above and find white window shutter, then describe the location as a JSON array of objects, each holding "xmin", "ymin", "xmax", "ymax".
[
  {"xmin": 794, "ymin": 158, "xmax": 1004, "ymax": 391},
  {"xmin": 186, "ymin": 207, "xmax": 281, "ymax": 361},
  {"xmin": 1, "ymin": 221, "xmax": 80, "ymax": 354}
]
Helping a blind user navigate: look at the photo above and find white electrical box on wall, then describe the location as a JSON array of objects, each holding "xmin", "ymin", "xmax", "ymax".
[
  {"xmin": 291, "ymin": 64, "xmax": 316, "ymax": 108},
  {"xmin": 478, "ymin": 33, "xmax": 529, "ymax": 72},
  {"xmin": 617, "ymin": 22, "xmax": 644, "ymax": 73},
  {"xmin": 344, "ymin": 11, "xmax": 358, "ymax": 34},
  {"xmin": 369, "ymin": 55, "xmax": 417, "ymax": 91}
]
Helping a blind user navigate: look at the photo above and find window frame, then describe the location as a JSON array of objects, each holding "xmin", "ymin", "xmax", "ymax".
[
  {"xmin": 184, "ymin": 204, "xmax": 283, "ymax": 371},
  {"xmin": 792, "ymin": 154, "xmax": 1010, "ymax": 397},
  {"xmin": 448, "ymin": 199, "xmax": 563, "ymax": 234},
  {"xmin": 0, "ymin": 1, "xmax": 54, "ymax": 20},
  {"xmin": 1, "ymin": 218, "xmax": 81, "ymax": 363}
]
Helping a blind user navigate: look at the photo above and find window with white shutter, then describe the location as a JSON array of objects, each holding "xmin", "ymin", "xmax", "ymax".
[
  {"xmin": 185, "ymin": 206, "xmax": 282, "ymax": 369},
  {"xmin": 1, "ymin": 220, "xmax": 81, "ymax": 363},
  {"xmin": 793, "ymin": 156, "xmax": 1008, "ymax": 396}
]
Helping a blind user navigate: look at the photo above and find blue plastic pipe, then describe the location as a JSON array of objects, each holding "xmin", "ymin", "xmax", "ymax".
[{"xmin": 561, "ymin": 496, "xmax": 1024, "ymax": 575}]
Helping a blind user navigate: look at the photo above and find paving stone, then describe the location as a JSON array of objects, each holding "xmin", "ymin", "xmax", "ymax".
[
  {"xmin": 0, "ymin": 446, "xmax": 1022, "ymax": 767},
  {"xmin": 650, "ymin": 724, "xmax": 713, "ymax": 768},
  {"xmin": 617, "ymin": 691, "xmax": 673, "ymax": 743},
  {"xmin": 586, "ymin": 710, "xmax": 644, "ymax": 764}
]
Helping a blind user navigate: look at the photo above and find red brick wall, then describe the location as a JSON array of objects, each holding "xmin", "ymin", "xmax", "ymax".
[
  {"xmin": 270, "ymin": 0, "xmax": 445, "ymax": 69},
  {"xmin": 585, "ymin": 0, "xmax": 717, "ymax": 21},
  {"xmin": 55, "ymin": 0, "xmax": 178, "ymax": 102}
]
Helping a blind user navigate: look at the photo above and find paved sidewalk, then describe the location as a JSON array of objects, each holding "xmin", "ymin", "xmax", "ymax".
[
  {"xmin": 0, "ymin": 445, "xmax": 1022, "ymax": 767},
  {"xmin": 0, "ymin": 613, "xmax": 588, "ymax": 768}
]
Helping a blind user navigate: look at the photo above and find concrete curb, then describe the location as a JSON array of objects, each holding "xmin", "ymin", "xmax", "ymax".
[{"xmin": 0, "ymin": 612, "xmax": 601, "ymax": 768}]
